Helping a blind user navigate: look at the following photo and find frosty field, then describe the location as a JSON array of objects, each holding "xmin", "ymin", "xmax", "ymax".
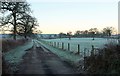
[{"xmin": 42, "ymin": 38, "xmax": 118, "ymax": 54}]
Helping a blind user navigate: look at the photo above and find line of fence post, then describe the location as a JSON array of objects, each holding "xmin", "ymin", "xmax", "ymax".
[
  {"xmin": 45, "ymin": 41, "xmax": 99, "ymax": 58},
  {"xmin": 45, "ymin": 41, "xmax": 92, "ymax": 57},
  {"xmin": 46, "ymin": 41, "xmax": 94, "ymax": 57}
]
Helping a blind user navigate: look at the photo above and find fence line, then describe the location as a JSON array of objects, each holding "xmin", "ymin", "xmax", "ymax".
[
  {"xmin": 40, "ymin": 40, "xmax": 104, "ymax": 72},
  {"xmin": 42, "ymin": 40, "xmax": 101, "ymax": 57}
]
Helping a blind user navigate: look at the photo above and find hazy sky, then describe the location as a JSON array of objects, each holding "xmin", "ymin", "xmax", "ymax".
[{"xmin": 28, "ymin": 0, "xmax": 119, "ymax": 34}]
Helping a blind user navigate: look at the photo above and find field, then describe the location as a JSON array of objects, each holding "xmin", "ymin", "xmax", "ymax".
[{"xmin": 43, "ymin": 38, "xmax": 118, "ymax": 55}]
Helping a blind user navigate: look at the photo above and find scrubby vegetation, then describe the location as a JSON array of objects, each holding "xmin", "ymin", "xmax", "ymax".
[
  {"xmin": 2, "ymin": 38, "xmax": 29, "ymax": 74},
  {"xmin": 84, "ymin": 42, "xmax": 120, "ymax": 74},
  {"xmin": 2, "ymin": 38, "xmax": 28, "ymax": 53}
]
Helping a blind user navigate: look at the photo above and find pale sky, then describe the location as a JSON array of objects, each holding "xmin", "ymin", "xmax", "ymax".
[{"xmin": 28, "ymin": 0, "xmax": 119, "ymax": 34}]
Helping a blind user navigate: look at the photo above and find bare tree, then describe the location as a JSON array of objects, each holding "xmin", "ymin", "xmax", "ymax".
[
  {"xmin": 89, "ymin": 28, "xmax": 99, "ymax": 40},
  {"xmin": 102, "ymin": 27, "xmax": 114, "ymax": 38},
  {"xmin": 17, "ymin": 14, "xmax": 39, "ymax": 38},
  {"xmin": 1, "ymin": 2, "xmax": 31, "ymax": 40},
  {"xmin": 67, "ymin": 31, "xmax": 72, "ymax": 40},
  {"xmin": 75, "ymin": 30, "xmax": 81, "ymax": 35},
  {"xmin": 59, "ymin": 32, "xmax": 67, "ymax": 39},
  {"xmin": 83, "ymin": 30, "xmax": 89, "ymax": 34}
]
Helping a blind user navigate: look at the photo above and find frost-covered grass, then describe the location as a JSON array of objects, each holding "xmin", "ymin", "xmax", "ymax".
[
  {"xmin": 2, "ymin": 38, "xmax": 27, "ymax": 52},
  {"xmin": 42, "ymin": 38, "xmax": 118, "ymax": 54},
  {"xmin": 36, "ymin": 38, "xmax": 119, "ymax": 72},
  {"xmin": 35, "ymin": 39, "xmax": 83, "ymax": 67},
  {"xmin": 4, "ymin": 40, "xmax": 33, "ymax": 65}
]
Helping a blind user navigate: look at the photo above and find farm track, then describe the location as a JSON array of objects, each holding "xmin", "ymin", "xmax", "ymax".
[{"xmin": 16, "ymin": 40, "xmax": 79, "ymax": 75}]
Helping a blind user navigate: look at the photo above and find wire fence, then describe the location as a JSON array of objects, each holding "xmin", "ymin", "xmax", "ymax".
[{"xmin": 41, "ymin": 40, "xmax": 101, "ymax": 58}]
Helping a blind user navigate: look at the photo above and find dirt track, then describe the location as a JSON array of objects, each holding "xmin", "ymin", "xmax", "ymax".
[{"xmin": 16, "ymin": 40, "xmax": 78, "ymax": 75}]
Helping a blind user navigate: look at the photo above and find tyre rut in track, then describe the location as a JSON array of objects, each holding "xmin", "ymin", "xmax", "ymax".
[{"xmin": 16, "ymin": 41, "xmax": 77, "ymax": 74}]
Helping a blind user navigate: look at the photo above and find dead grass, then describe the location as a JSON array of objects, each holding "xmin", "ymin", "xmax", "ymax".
[
  {"xmin": 2, "ymin": 38, "xmax": 29, "ymax": 74},
  {"xmin": 84, "ymin": 43, "xmax": 120, "ymax": 74},
  {"xmin": 2, "ymin": 38, "xmax": 28, "ymax": 53}
]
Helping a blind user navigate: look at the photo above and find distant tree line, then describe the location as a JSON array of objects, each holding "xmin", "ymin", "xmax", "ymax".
[
  {"xmin": 59, "ymin": 27, "xmax": 116, "ymax": 40},
  {"xmin": 0, "ymin": 1, "xmax": 40, "ymax": 40}
]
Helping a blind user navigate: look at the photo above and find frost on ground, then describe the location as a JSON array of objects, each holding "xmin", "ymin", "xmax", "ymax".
[
  {"xmin": 37, "ymin": 38, "xmax": 119, "ymax": 72},
  {"xmin": 3, "ymin": 40, "xmax": 33, "ymax": 71},
  {"xmin": 35, "ymin": 39, "xmax": 84, "ymax": 69},
  {"xmin": 42, "ymin": 38, "xmax": 118, "ymax": 56}
]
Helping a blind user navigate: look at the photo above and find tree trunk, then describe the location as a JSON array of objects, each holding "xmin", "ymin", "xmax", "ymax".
[
  {"xmin": 24, "ymin": 26, "xmax": 27, "ymax": 39},
  {"xmin": 13, "ymin": 13, "xmax": 17, "ymax": 40},
  {"xmin": 13, "ymin": 3, "xmax": 19, "ymax": 40}
]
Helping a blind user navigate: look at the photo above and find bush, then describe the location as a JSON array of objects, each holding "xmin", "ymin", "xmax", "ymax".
[
  {"xmin": 2, "ymin": 38, "xmax": 29, "ymax": 74},
  {"xmin": 2, "ymin": 38, "xmax": 28, "ymax": 52},
  {"xmin": 84, "ymin": 42, "xmax": 120, "ymax": 74}
]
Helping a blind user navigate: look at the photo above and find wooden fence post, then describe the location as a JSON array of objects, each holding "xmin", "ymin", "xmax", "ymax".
[
  {"xmin": 68, "ymin": 43, "xmax": 70, "ymax": 51},
  {"xmin": 77, "ymin": 44, "xmax": 80, "ymax": 54},
  {"xmin": 50, "ymin": 42, "xmax": 51, "ymax": 46},
  {"xmin": 84, "ymin": 48, "xmax": 86, "ymax": 57},
  {"xmin": 57, "ymin": 42, "xmax": 59, "ymax": 48},
  {"xmin": 91, "ymin": 45, "xmax": 94, "ymax": 56},
  {"xmin": 54, "ymin": 42, "xmax": 56, "ymax": 47},
  {"xmin": 88, "ymin": 49, "xmax": 89, "ymax": 56},
  {"xmin": 49, "ymin": 42, "xmax": 50, "ymax": 45},
  {"xmin": 62, "ymin": 42, "xmax": 64, "ymax": 50},
  {"xmin": 52, "ymin": 42, "xmax": 53, "ymax": 46}
]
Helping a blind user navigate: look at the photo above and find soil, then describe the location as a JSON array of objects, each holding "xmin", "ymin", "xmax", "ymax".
[{"xmin": 14, "ymin": 40, "xmax": 79, "ymax": 75}]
